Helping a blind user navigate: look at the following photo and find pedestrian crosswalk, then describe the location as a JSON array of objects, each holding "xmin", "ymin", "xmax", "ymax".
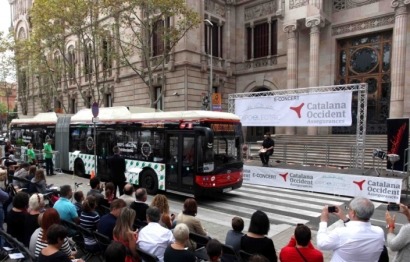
[{"xmin": 148, "ymin": 183, "xmax": 363, "ymax": 239}]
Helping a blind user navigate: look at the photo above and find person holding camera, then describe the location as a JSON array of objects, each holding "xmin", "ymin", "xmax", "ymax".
[
  {"xmin": 385, "ymin": 203, "xmax": 410, "ymax": 262},
  {"xmin": 316, "ymin": 197, "xmax": 385, "ymax": 262}
]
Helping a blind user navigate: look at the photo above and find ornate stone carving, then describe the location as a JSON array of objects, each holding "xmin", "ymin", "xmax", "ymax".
[
  {"xmin": 283, "ymin": 22, "xmax": 298, "ymax": 39},
  {"xmin": 244, "ymin": 1, "xmax": 276, "ymax": 21},
  {"xmin": 306, "ymin": 16, "xmax": 325, "ymax": 28},
  {"xmin": 333, "ymin": 0, "xmax": 380, "ymax": 12},
  {"xmin": 391, "ymin": 0, "xmax": 410, "ymax": 8},
  {"xmin": 236, "ymin": 56, "xmax": 278, "ymax": 71},
  {"xmin": 289, "ymin": 0, "xmax": 308, "ymax": 9},
  {"xmin": 204, "ymin": 0, "xmax": 226, "ymax": 18},
  {"xmin": 332, "ymin": 14, "xmax": 395, "ymax": 35}
]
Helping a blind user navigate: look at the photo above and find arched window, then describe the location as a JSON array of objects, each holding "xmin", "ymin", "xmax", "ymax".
[
  {"xmin": 84, "ymin": 43, "xmax": 93, "ymax": 82},
  {"xmin": 53, "ymin": 51, "xmax": 61, "ymax": 86},
  {"xmin": 101, "ymin": 33, "xmax": 113, "ymax": 75},
  {"xmin": 68, "ymin": 46, "xmax": 76, "ymax": 85}
]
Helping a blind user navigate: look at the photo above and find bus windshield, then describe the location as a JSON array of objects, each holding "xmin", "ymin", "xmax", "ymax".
[{"xmin": 209, "ymin": 123, "xmax": 242, "ymax": 169}]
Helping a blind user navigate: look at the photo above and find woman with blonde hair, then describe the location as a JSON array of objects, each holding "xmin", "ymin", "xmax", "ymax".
[
  {"xmin": 113, "ymin": 207, "xmax": 138, "ymax": 262},
  {"xmin": 24, "ymin": 193, "xmax": 44, "ymax": 246},
  {"xmin": 151, "ymin": 194, "xmax": 174, "ymax": 229}
]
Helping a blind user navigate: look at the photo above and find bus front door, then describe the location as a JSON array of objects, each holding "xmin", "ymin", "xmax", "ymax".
[{"xmin": 166, "ymin": 133, "xmax": 195, "ymax": 194}]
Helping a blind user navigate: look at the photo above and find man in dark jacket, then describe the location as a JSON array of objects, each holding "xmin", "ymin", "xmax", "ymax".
[
  {"xmin": 259, "ymin": 132, "xmax": 275, "ymax": 167},
  {"xmin": 108, "ymin": 146, "xmax": 126, "ymax": 196}
]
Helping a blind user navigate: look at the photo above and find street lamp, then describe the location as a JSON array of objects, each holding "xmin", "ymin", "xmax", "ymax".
[{"xmin": 204, "ymin": 19, "xmax": 213, "ymax": 111}]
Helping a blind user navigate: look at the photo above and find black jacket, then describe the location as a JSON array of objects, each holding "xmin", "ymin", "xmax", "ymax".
[{"xmin": 108, "ymin": 154, "xmax": 126, "ymax": 182}]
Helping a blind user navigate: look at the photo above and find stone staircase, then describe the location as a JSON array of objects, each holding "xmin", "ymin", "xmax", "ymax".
[{"xmin": 246, "ymin": 134, "xmax": 400, "ymax": 170}]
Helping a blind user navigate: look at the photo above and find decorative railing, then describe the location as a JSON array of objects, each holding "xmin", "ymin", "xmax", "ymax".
[{"xmin": 236, "ymin": 55, "xmax": 282, "ymax": 71}]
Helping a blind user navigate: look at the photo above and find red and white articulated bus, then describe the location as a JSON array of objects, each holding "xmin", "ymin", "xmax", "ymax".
[{"xmin": 11, "ymin": 107, "xmax": 244, "ymax": 196}]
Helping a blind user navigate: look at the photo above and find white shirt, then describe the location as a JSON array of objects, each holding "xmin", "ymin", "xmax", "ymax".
[
  {"xmin": 137, "ymin": 222, "xmax": 175, "ymax": 262},
  {"xmin": 118, "ymin": 194, "xmax": 135, "ymax": 206},
  {"xmin": 317, "ymin": 220, "xmax": 384, "ymax": 262}
]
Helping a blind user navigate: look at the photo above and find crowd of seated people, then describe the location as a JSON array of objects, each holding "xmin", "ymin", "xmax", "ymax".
[
  {"xmin": 2, "ymin": 175, "xmax": 400, "ymax": 262},
  {"xmin": 0, "ymin": 174, "xmax": 319, "ymax": 262}
]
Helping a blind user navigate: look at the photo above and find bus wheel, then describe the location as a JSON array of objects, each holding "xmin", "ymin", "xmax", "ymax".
[
  {"xmin": 140, "ymin": 170, "xmax": 158, "ymax": 195},
  {"xmin": 74, "ymin": 159, "xmax": 86, "ymax": 178}
]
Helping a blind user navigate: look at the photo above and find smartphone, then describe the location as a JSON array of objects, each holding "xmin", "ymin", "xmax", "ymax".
[
  {"xmin": 328, "ymin": 206, "xmax": 337, "ymax": 213},
  {"xmin": 387, "ymin": 203, "xmax": 400, "ymax": 211}
]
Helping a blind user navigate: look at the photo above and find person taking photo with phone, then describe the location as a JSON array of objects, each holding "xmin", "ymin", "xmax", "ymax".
[
  {"xmin": 317, "ymin": 197, "xmax": 385, "ymax": 262},
  {"xmin": 385, "ymin": 203, "xmax": 410, "ymax": 262}
]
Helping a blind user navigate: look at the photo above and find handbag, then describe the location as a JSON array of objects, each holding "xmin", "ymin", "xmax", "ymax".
[{"xmin": 295, "ymin": 247, "xmax": 308, "ymax": 262}]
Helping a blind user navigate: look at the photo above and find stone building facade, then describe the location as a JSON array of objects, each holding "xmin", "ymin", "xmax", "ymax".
[{"xmin": 9, "ymin": 0, "xmax": 410, "ymax": 141}]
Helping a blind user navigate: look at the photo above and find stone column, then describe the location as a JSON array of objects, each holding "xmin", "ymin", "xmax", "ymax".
[
  {"xmin": 284, "ymin": 22, "xmax": 298, "ymax": 135},
  {"xmin": 390, "ymin": 0, "xmax": 409, "ymax": 118},
  {"xmin": 268, "ymin": 18, "xmax": 272, "ymax": 56},
  {"xmin": 250, "ymin": 22, "xmax": 255, "ymax": 59},
  {"xmin": 306, "ymin": 17, "xmax": 323, "ymax": 135},
  {"xmin": 310, "ymin": 0, "xmax": 322, "ymax": 9}
]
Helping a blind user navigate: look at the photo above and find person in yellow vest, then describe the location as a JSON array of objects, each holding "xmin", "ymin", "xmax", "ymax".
[{"xmin": 43, "ymin": 139, "xmax": 54, "ymax": 176}]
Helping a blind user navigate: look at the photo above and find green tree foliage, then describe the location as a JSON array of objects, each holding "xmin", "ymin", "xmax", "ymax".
[
  {"xmin": 102, "ymin": 0, "xmax": 200, "ymax": 108},
  {"xmin": 20, "ymin": 0, "xmax": 199, "ymax": 111},
  {"xmin": 0, "ymin": 32, "xmax": 17, "ymax": 130},
  {"xmin": 29, "ymin": 0, "xmax": 116, "ymax": 110}
]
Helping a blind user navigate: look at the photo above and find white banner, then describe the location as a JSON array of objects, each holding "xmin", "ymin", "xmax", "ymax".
[
  {"xmin": 243, "ymin": 165, "xmax": 403, "ymax": 203},
  {"xmin": 235, "ymin": 91, "xmax": 352, "ymax": 127}
]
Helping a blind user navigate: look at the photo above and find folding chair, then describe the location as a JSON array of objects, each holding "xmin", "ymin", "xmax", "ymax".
[
  {"xmin": 0, "ymin": 229, "xmax": 36, "ymax": 262},
  {"xmin": 136, "ymin": 246, "xmax": 159, "ymax": 262},
  {"xmin": 221, "ymin": 244, "xmax": 239, "ymax": 262},
  {"xmin": 189, "ymin": 232, "xmax": 210, "ymax": 249},
  {"xmin": 93, "ymin": 231, "xmax": 112, "ymax": 252},
  {"xmin": 239, "ymin": 250, "xmax": 253, "ymax": 262},
  {"xmin": 133, "ymin": 219, "xmax": 148, "ymax": 231},
  {"xmin": 61, "ymin": 220, "xmax": 87, "ymax": 255},
  {"xmin": 71, "ymin": 224, "xmax": 104, "ymax": 262}
]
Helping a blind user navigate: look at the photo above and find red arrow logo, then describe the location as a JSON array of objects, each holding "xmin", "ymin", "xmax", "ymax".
[
  {"xmin": 353, "ymin": 180, "xmax": 366, "ymax": 190},
  {"xmin": 290, "ymin": 103, "xmax": 304, "ymax": 118},
  {"xmin": 279, "ymin": 172, "xmax": 288, "ymax": 182}
]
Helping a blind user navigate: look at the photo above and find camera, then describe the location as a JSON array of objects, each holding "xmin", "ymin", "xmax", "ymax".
[
  {"xmin": 328, "ymin": 206, "xmax": 337, "ymax": 213},
  {"xmin": 387, "ymin": 203, "xmax": 400, "ymax": 211}
]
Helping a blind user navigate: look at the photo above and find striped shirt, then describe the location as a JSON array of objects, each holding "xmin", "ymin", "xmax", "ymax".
[
  {"xmin": 80, "ymin": 211, "xmax": 100, "ymax": 246},
  {"xmin": 34, "ymin": 228, "xmax": 71, "ymax": 257}
]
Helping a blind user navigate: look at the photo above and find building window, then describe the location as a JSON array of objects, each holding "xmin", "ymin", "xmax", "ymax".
[
  {"xmin": 105, "ymin": 93, "xmax": 112, "ymax": 107},
  {"xmin": 53, "ymin": 51, "xmax": 62, "ymax": 86},
  {"xmin": 68, "ymin": 46, "xmax": 76, "ymax": 85},
  {"xmin": 102, "ymin": 35, "xmax": 112, "ymax": 75},
  {"xmin": 87, "ymin": 96, "xmax": 92, "ymax": 108},
  {"xmin": 334, "ymin": 31, "xmax": 392, "ymax": 135},
  {"xmin": 54, "ymin": 99, "xmax": 62, "ymax": 113},
  {"xmin": 247, "ymin": 20, "xmax": 277, "ymax": 59},
  {"xmin": 70, "ymin": 98, "xmax": 76, "ymax": 114},
  {"xmin": 154, "ymin": 86, "xmax": 163, "ymax": 111},
  {"xmin": 204, "ymin": 21, "xmax": 222, "ymax": 57},
  {"xmin": 152, "ymin": 18, "xmax": 170, "ymax": 57},
  {"xmin": 84, "ymin": 43, "xmax": 93, "ymax": 82}
]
